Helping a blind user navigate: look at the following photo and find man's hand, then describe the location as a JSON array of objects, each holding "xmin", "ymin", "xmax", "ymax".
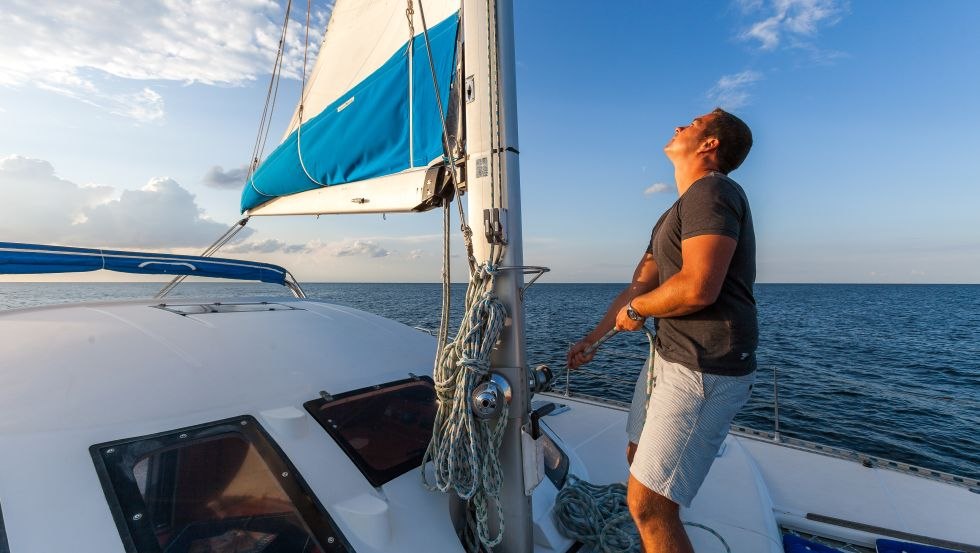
[
  {"xmin": 615, "ymin": 304, "xmax": 646, "ymax": 331},
  {"xmin": 567, "ymin": 339, "xmax": 597, "ymax": 370}
]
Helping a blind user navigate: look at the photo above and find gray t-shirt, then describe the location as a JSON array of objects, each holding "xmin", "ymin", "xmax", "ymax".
[{"xmin": 645, "ymin": 173, "xmax": 757, "ymax": 376}]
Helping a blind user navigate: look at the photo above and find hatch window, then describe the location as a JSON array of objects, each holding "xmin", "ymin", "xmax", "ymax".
[
  {"xmin": 91, "ymin": 416, "xmax": 349, "ymax": 553},
  {"xmin": 305, "ymin": 377, "xmax": 436, "ymax": 487}
]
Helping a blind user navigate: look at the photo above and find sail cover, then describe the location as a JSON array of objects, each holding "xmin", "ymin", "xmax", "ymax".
[
  {"xmin": 0, "ymin": 242, "xmax": 288, "ymax": 285},
  {"xmin": 241, "ymin": 0, "xmax": 461, "ymax": 213}
]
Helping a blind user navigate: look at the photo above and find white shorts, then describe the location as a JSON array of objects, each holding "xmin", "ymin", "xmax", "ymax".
[{"xmin": 626, "ymin": 352, "xmax": 754, "ymax": 507}]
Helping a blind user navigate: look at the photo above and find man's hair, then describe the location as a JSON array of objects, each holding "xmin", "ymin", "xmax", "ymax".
[{"xmin": 700, "ymin": 108, "xmax": 753, "ymax": 174}]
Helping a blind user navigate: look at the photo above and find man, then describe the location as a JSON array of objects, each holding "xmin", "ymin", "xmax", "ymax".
[{"xmin": 567, "ymin": 108, "xmax": 757, "ymax": 553}]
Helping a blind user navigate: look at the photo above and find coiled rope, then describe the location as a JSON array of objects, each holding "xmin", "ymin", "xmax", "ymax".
[
  {"xmin": 554, "ymin": 476, "xmax": 639, "ymax": 553},
  {"xmin": 554, "ymin": 475, "xmax": 733, "ymax": 553},
  {"xmin": 422, "ymin": 265, "xmax": 509, "ymax": 551}
]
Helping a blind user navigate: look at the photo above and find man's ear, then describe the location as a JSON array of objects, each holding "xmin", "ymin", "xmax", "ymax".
[{"xmin": 697, "ymin": 136, "xmax": 719, "ymax": 154}]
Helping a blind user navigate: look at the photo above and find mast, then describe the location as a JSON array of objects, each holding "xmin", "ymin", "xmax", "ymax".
[{"xmin": 462, "ymin": 0, "xmax": 532, "ymax": 550}]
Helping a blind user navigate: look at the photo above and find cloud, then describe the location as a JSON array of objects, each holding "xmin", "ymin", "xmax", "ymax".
[
  {"xmin": 0, "ymin": 1, "xmax": 329, "ymax": 121},
  {"xmin": 0, "ymin": 155, "xmax": 251, "ymax": 248},
  {"xmin": 225, "ymin": 238, "xmax": 311, "ymax": 254},
  {"xmin": 707, "ymin": 70, "xmax": 763, "ymax": 109},
  {"xmin": 330, "ymin": 239, "xmax": 390, "ymax": 258},
  {"xmin": 408, "ymin": 249, "xmax": 424, "ymax": 260},
  {"xmin": 738, "ymin": 0, "xmax": 845, "ymax": 51},
  {"xmin": 644, "ymin": 183, "xmax": 671, "ymax": 195},
  {"xmin": 203, "ymin": 165, "xmax": 250, "ymax": 190}
]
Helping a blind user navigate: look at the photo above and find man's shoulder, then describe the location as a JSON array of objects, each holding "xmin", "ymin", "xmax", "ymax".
[{"xmin": 683, "ymin": 174, "xmax": 747, "ymax": 205}]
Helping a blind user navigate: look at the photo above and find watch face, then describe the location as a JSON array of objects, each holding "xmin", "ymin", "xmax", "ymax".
[{"xmin": 628, "ymin": 305, "xmax": 642, "ymax": 320}]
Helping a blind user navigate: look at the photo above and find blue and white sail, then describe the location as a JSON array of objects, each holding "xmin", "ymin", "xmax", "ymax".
[{"xmin": 241, "ymin": 0, "xmax": 460, "ymax": 216}]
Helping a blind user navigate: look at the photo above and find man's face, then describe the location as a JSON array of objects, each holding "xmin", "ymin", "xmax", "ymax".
[{"xmin": 664, "ymin": 112, "xmax": 716, "ymax": 162}]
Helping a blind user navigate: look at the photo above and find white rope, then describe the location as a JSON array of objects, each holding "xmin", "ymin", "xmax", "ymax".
[{"xmin": 422, "ymin": 264, "xmax": 509, "ymax": 550}]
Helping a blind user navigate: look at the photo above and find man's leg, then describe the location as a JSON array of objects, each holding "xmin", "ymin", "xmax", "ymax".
[
  {"xmin": 627, "ymin": 441, "xmax": 638, "ymax": 465},
  {"xmin": 627, "ymin": 474, "xmax": 693, "ymax": 553}
]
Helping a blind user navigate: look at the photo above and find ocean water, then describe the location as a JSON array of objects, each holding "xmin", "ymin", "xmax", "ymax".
[{"xmin": 2, "ymin": 282, "xmax": 978, "ymax": 479}]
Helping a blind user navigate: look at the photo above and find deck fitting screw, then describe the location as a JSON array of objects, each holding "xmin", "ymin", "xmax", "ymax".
[
  {"xmin": 281, "ymin": 471, "xmax": 289, "ymax": 478},
  {"xmin": 241, "ymin": 420, "xmax": 248, "ymax": 426},
  {"xmin": 105, "ymin": 448, "xmax": 115, "ymax": 455},
  {"xmin": 327, "ymin": 537, "xmax": 335, "ymax": 544},
  {"xmin": 132, "ymin": 513, "xmax": 143, "ymax": 521},
  {"xmin": 179, "ymin": 433, "xmax": 188, "ymax": 439}
]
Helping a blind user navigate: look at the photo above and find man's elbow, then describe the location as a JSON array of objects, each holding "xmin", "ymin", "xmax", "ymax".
[{"xmin": 685, "ymin": 285, "xmax": 721, "ymax": 310}]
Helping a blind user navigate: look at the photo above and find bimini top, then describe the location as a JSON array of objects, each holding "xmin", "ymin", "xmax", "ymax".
[{"xmin": 0, "ymin": 241, "xmax": 289, "ymax": 285}]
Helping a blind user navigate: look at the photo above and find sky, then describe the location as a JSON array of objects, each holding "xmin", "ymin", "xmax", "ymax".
[{"xmin": 1, "ymin": 0, "xmax": 978, "ymax": 284}]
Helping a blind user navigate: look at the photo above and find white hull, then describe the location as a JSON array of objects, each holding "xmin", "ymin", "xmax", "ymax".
[{"xmin": 1, "ymin": 297, "xmax": 976, "ymax": 552}]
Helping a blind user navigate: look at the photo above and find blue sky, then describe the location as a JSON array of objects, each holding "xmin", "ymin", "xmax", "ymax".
[{"xmin": 1, "ymin": 0, "xmax": 978, "ymax": 283}]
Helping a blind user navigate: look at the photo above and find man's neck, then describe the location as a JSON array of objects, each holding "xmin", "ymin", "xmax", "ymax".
[{"xmin": 673, "ymin": 162, "xmax": 720, "ymax": 196}]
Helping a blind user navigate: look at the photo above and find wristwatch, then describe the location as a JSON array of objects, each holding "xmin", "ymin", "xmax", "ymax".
[{"xmin": 626, "ymin": 300, "xmax": 644, "ymax": 321}]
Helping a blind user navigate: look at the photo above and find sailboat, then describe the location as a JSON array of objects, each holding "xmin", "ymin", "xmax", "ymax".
[{"xmin": 1, "ymin": 1, "xmax": 978, "ymax": 552}]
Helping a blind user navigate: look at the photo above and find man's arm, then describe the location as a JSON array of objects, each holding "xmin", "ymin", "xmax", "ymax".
[
  {"xmin": 615, "ymin": 234, "xmax": 736, "ymax": 331},
  {"xmin": 567, "ymin": 253, "xmax": 659, "ymax": 369}
]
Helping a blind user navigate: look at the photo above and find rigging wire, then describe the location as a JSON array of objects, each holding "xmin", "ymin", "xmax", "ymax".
[
  {"xmin": 295, "ymin": 0, "xmax": 330, "ymax": 187},
  {"xmin": 244, "ymin": 0, "xmax": 293, "ymax": 198}
]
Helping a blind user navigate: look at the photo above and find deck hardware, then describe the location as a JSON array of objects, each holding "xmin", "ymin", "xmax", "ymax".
[
  {"xmin": 409, "ymin": 372, "xmax": 420, "ymax": 380},
  {"xmin": 179, "ymin": 433, "xmax": 188, "ymax": 439},
  {"xmin": 494, "ymin": 265, "xmax": 551, "ymax": 300},
  {"xmin": 319, "ymin": 390, "xmax": 334, "ymax": 402},
  {"xmin": 465, "ymin": 75, "xmax": 475, "ymax": 103},
  {"xmin": 240, "ymin": 420, "xmax": 248, "ymax": 426},
  {"xmin": 131, "ymin": 513, "xmax": 143, "ymax": 521},
  {"xmin": 483, "ymin": 208, "xmax": 507, "ymax": 245},
  {"xmin": 529, "ymin": 364, "xmax": 554, "ymax": 394},
  {"xmin": 862, "ymin": 459, "xmax": 873, "ymax": 468},
  {"xmin": 281, "ymin": 471, "xmax": 289, "ymax": 478},
  {"xmin": 529, "ymin": 403, "xmax": 557, "ymax": 439},
  {"xmin": 471, "ymin": 373, "xmax": 512, "ymax": 420},
  {"xmin": 327, "ymin": 537, "xmax": 336, "ymax": 544},
  {"xmin": 105, "ymin": 448, "xmax": 115, "ymax": 455}
]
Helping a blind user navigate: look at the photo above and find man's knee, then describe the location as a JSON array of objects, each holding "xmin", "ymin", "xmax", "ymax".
[{"xmin": 627, "ymin": 474, "xmax": 679, "ymax": 527}]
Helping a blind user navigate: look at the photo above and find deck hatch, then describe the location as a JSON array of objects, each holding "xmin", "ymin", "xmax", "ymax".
[
  {"xmin": 90, "ymin": 415, "xmax": 351, "ymax": 553},
  {"xmin": 305, "ymin": 376, "xmax": 436, "ymax": 487},
  {"xmin": 152, "ymin": 302, "xmax": 302, "ymax": 315}
]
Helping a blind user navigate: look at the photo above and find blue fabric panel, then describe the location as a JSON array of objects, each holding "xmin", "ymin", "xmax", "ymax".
[
  {"xmin": 783, "ymin": 534, "xmax": 844, "ymax": 553},
  {"xmin": 411, "ymin": 19, "xmax": 457, "ymax": 167},
  {"xmin": 0, "ymin": 242, "xmax": 287, "ymax": 285},
  {"xmin": 876, "ymin": 539, "xmax": 962, "ymax": 553},
  {"xmin": 241, "ymin": 13, "xmax": 459, "ymax": 212}
]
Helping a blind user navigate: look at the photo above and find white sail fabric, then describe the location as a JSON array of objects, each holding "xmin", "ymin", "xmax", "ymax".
[
  {"xmin": 242, "ymin": 0, "xmax": 461, "ymax": 215},
  {"xmin": 283, "ymin": 0, "xmax": 460, "ymax": 138}
]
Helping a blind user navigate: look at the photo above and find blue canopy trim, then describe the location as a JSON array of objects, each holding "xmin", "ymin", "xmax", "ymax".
[
  {"xmin": 240, "ymin": 12, "xmax": 459, "ymax": 212},
  {"xmin": 0, "ymin": 242, "xmax": 288, "ymax": 286}
]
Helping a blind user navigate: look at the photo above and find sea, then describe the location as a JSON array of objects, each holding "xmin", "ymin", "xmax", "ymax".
[{"xmin": 2, "ymin": 282, "xmax": 977, "ymax": 480}]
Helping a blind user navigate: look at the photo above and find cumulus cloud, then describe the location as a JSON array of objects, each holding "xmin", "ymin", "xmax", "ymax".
[
  {"xmin": 408, "ymin": 249, "xmax": 425, "ymax": 260},
  {"xmin": 203, "ymin": 165, "xmax": 250, "ymax": 190},
  {"xmin": 0, "ymin": 155, "xmax": 251, "ymax": 248},
  {"xmin": 707, "ymin": 70, "xmax": 763, "ymax": 109},
  {"xmin": 644, "ymin": 183, "xmax": 671, "ymax": 195},
  {"xmin": 738, "ymin": 0, "xmax": 844, "ymax": 50},
  {"xmin": 0, "ymin": 0, "xmax": 329, "ymax": 121}
]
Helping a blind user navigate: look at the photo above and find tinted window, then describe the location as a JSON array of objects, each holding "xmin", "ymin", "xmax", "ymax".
[
  {"xmin": 305, "ymin": 377, "xmax": 436, "ymax": 487},
  {"xmin": 92, "ymin": 416, "xmax": 350, "ymax": 553}
]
